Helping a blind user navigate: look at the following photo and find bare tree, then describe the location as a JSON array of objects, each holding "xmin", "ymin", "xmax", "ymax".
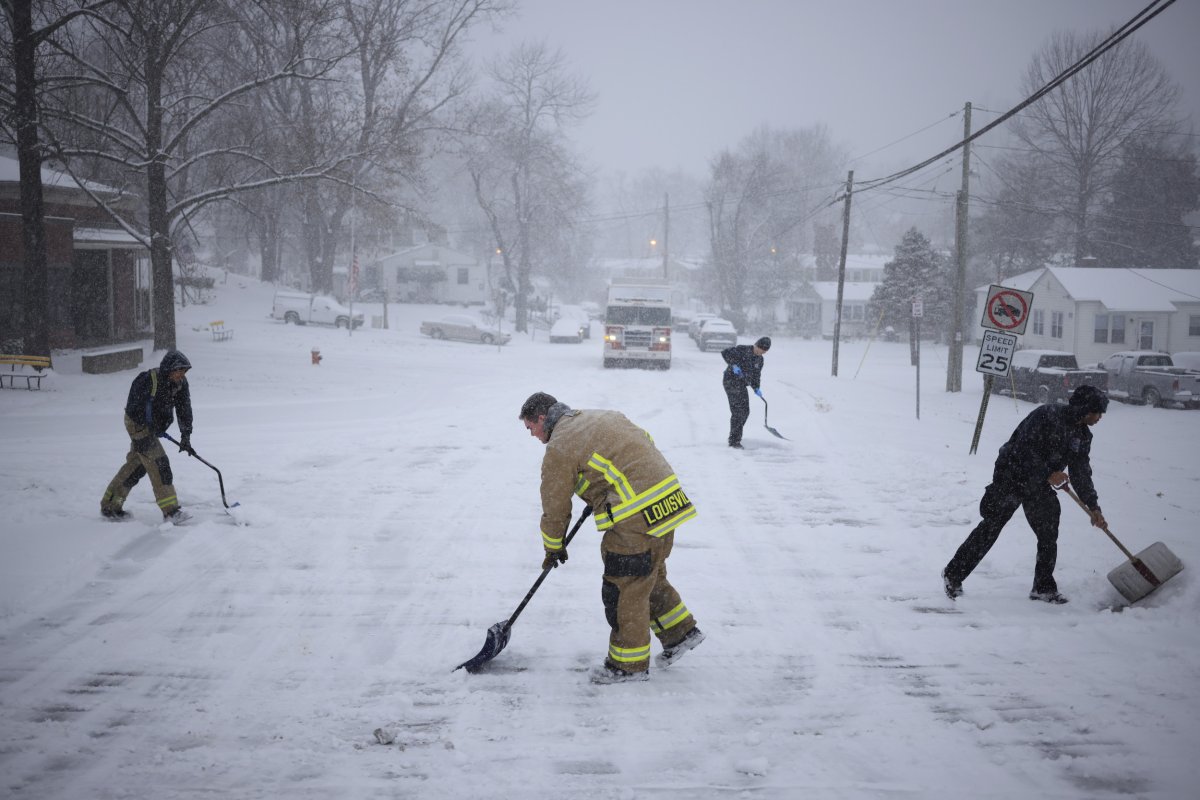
[
  {"xmin": 36, "ymin": 0, "xmax": 347, "ymax": 349},
  {"xmin": 0, "ymin": 0, "xmax": 114, "ymax": 354},
  {"xmin": 704, "ymin": 125, "xmax": 845, "ymax": 326},
  {"xmin": 1013, "ymin": 30, "xmax": 1183, "ymax": 264},
  {"xmin": 278, "ymin": 0, "xmax": 508, "ymax": 295},
  {"xmin": 463, "ymin": 41, "xmax": 594, "ymax": 332}
]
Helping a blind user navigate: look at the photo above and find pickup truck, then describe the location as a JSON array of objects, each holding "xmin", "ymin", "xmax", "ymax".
[
  {"xmin": 1098, "ymin": 351, "xmax": 1199, "ymax": 408},
  {"xmin": 992, "ymin": 349, "xmax": 1108, "ymax": 405},
  {"xmin": 272, "ymin": 291, "xmax": 363, "ymax": 329}
]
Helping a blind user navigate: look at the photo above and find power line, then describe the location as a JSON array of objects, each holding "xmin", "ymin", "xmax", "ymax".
[
  {"xmin": 848, "ymin": 110, "xmax": 961, "ymax": 164},
  {"xmin": 836, "ymin": 0, "xmax": 1178, "ymax": 202},
  {"xmin": 971, "ymin": 106, "xmax": 1200, "ymax": 140}
]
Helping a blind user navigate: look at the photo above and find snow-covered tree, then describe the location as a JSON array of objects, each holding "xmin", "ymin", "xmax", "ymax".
[{"xmin": 869, "ymin": 227, "xmax": 952, "ymax": 362}]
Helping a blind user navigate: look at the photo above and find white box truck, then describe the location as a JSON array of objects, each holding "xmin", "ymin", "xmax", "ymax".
[
  {"xmin": 602, "ymin": 280, "xmax": 673, "ymax": 369},
  {"xmin": 272, "ymin": 291, "xmax": 363, "ymax": 329}
]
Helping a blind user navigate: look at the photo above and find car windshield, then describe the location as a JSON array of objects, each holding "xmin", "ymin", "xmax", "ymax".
[
  {"xmin": 607, "ymin": 307, "xmax": 672, "ymax": 326},
  {"xmin": 1140, "ymin": 355, "xmax": 1171, "ymax": 367},
  {"xmin": 1040, "ymin": 355, "xmax": 1078, "ymax": 369}
]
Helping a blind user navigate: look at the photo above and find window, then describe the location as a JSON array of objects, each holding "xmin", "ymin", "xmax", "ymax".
[
  {"xmin": 1094, "ymin": 313, "xmax": 1125, "ymax": 344},
  {"xmin": 1051, "ymin": 311, "xmax": 1063, "ymax": 339},
  {"xmin": 457, "ymin": 267, "xmax": 469, "ymax": 285},
  {"xmin": 1032, "ymin": 309, "xmax": 1044, "ymax": 336},
  {"xmin": 1191, "ymin": 315, "xmax": 1200, "ymax": 337},
  {"xmin": 848, "ymin": 304, "xmax": 865, "ymax": 321}
]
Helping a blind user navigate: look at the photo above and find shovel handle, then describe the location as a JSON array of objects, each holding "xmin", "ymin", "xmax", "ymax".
[
  {"xmin": 505, "ymin": 506, "xmax": 593, "ymax": 629},
  {"xmin": 1061, "ymin": 485, "xmax": 1161, "ymax": 586},
  {"xmin": 162, "ymin": 433, "xmax": 234, "ymax": 509}
]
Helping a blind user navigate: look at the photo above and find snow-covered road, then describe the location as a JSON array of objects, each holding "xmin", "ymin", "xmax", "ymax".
[{"xmin": 2, "ymin": 275, "xmax": 1198, "ymax": 798}]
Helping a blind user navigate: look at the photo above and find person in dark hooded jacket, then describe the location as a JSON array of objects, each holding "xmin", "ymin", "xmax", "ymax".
[
  {"xmin": 942, "ymin": 384, "xmax": 1110, "ymax": 604},
  {"xmin": 100, "ymin": 350, "xmax": 196, "ymax": 523},
  {"xmin": 720, "ymin": 336, "xmax": 770, "ymax": 448}
]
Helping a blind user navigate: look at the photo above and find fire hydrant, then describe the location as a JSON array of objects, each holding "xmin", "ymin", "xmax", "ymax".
[{"xmin": 311, "ymin": 348, "xmax": 322, "ymax": 365}]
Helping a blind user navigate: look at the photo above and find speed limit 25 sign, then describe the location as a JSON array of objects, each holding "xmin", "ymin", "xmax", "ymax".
[{"xmin": 976, "ymin": 329, "xmax": 1018, "ymax": 377}]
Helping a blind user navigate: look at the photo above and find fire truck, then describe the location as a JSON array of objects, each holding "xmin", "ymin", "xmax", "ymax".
[{"xmin": 602, "ymin": 279, "xmax": 673, "ymax": 369}]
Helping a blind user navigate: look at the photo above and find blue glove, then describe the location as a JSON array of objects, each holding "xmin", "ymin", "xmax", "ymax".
[
  {"xmin": 754, "ymin": 387, "xmax": 763, "ymax": 398},
  {"xmin": 731, "ymin": 365, "xmax": 742, "ymax": 376}
]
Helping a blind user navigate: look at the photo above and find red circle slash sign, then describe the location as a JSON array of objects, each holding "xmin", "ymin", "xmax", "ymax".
[{"xmin": 987, "ymin": 290, "xmax": 1028, "ymax": 330}]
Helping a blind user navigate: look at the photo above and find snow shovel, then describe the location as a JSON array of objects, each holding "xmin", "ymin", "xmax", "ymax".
[
  {"xmin": 162, "ymin": 433, "xmax": 241, "ymax": 511},
  {"xmin": 455, "ymin": 505, "xmax": 593, "ymax": 673},
  {"xmin": 759, "ymin": 394, "xmax": 787, "ymax": 440},
  {"xmin": 1061, "ymin": 484, "xmax": 1183, "ymax": 603}
]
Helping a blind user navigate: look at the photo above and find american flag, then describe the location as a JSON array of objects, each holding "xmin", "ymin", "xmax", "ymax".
[{"xmin": 349, "ymin": 252, "xmax": 359, "ymax": 297}]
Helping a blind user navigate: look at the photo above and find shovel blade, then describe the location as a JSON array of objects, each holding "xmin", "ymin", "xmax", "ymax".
[
  {"xmin": 454, "ymin": 620, "xmax": 511, "ymax": 673},
  {"xmin": 1107, "ymin": 541, "xmax": 1184, "ymax": 603},
  {"xmin": 764, "ymin": 424, "xmax": 787, "ymax": 440}
]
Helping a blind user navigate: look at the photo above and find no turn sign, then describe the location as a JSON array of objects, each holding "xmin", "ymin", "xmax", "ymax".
[{"xmin": 981, "ymin": 284, "xmax": 1034, "ymax": 335}]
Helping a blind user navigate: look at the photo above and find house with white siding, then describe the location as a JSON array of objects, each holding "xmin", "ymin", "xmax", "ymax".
[
  {"xmin": 361, "ymin": 244, "xmax": 489, "ymax": 305},
  {"xmin": 973, "ymin": 267, "xmax": 1200, "ymax": 365}
]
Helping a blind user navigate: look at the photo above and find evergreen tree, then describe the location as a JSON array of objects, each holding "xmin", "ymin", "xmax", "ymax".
[
  {"xmin": 868, "ymin": 228, "xmax": 952, "ymax": 361},
  {"xmin": 1092, "ymin": 140, "xmax": 1200, "ymax": 268}
]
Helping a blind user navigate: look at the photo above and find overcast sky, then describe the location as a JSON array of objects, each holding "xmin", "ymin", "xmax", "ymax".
[{"xmin": 468, "ymin": 0, "xmax": 1200, "ymax": 182}]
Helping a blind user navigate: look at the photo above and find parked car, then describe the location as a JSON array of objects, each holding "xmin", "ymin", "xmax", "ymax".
[
  {"xmin": 549, "ymin": 316, "xmax": 586, "ymax": 343},
  {"xmin": 553, "ymin": 304, "xmax": 591, "ymax": 340},
  {"xmin": 272, "ymin": 290, "xmax": 363, "ymax": 328},
  {"xmin": 687, "ymin": 313, "xmax": 719, "ymax": 342},
  {"xmin": 1099, "ymin": 351, "xmax": 1199, "ymax": 408},
  {"xmin": 697, "ymin": 318, "xmax": 739, "ymax": 352},
  {"xmin": 419, "ymin": 314, "xmax": 510, "ymax": 345},
  {"xmin": 992, "ymin": 349, "xmax": 1108, "ymax": 405}
]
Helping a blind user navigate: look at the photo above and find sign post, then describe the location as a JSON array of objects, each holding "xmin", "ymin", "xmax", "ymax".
[
  {"xmin": 912, "ymin": 298, "xmax": 923, "ymax": 420},
  {"xmin": 970, "ymin": 285, "xmax": 1034, "ymax": 453}
]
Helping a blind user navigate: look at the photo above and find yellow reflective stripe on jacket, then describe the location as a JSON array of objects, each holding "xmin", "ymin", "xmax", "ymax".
[
  {"xmin": 587, "ymin": 453, "xmax": 635, "ymax": 503},
  {"xmin": 574, "ymin": 472, "xmax": 590, "ymax": 496},
  {"xmin": 645, "ymin": 504, "xmax": 698, "ymax": 538},
  {"xmin": 593, "ymin": 473, "xmax": 692, "ymax": 531},
  {"xmin": 607, "ymin": 642, "xmax": 651, "ymax": 664},
  {"xmin": 650, "ymin": 602, "xmax": 692, "ymax": 634},
  {"xmin": 542, "ymin": 530, "xmax": 564, "ymax": 550}
]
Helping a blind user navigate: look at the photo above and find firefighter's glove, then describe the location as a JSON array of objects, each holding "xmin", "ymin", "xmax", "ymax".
[
  {"xmin": 754, "ymin": 387, "xmax": 763, "ymax": 398},
  {"xmin": 178, "ymin": 435, "xmax": 195, "ymax": 456},
  {"xmin": 730, "ymin": 365, "xmax": 743, "ymax": 376},
  {"xmin": 542, "ymin": 548, "xmax": 568, "ymax": 570}
]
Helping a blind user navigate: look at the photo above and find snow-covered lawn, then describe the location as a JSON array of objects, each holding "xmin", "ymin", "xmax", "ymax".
[{"xmin": 2, "ymin": 272, "xmax": 1198, "ymax": 798}]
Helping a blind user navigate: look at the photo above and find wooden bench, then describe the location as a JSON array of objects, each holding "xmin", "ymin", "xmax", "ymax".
[
  {"xmin": 0, "ymin": 353, "xmax": 53, "ymax": 389},
  {"xmin": 210, "ymin": 320, "xmax": 234, "ymax": 341},
  {"xmin": 81, "ymin": 346, "xmax": 143, "ymax": 374}
]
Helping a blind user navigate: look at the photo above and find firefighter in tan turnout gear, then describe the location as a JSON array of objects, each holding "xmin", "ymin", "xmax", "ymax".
[
  {"xmin": 518, "ymin": 392, "xmax": 705, "ymax": 684},
  {"xmin": 100, "ymin": 349, "xmax": 196, "ymax": 524}
]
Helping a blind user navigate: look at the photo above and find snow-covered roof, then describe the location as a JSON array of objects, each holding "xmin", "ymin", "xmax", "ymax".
[
  {"xmin": 0, "ymin": 154, "xmax": 120, "ymax": 194},
  {"xmin": 979, "ymin": 267, "xmax": 1200, "ymax": 312},
  {"xmin": 811, "ymin": 281, "xmax": 879, "ymax": 302},
  {"xmin": 73, "ymin": 226, "xmax": 144, "ymax": 248}
]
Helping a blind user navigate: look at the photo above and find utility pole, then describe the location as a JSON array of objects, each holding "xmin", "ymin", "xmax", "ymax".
[
  {"xmin": 832, "ymin": 170, "xmax": 853, "ymax": 377},
  {"xmin": 947, "ymin": 101, "xmax": 972, "ymax": 392},
  {"xmin": 662, "ymin": 192, "xmax": 670, "ymax": 281}
]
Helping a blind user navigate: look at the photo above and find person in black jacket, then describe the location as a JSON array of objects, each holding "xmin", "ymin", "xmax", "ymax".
[
  {"xmin": 942, "ymin": 385, "xmax": 1109, "ymax": 604},
  {"xmin": 100, "ymin": 350, "xmax": 196, "ymax": 524},
  {"xmin": 720, "ymin": 337, "xmax": 770, "ymax": 449}
]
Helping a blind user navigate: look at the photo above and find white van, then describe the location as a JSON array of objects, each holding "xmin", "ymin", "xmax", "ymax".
[{"xmin": 272, "ymin": 291, "xmax": 363, "ymax": 329}]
